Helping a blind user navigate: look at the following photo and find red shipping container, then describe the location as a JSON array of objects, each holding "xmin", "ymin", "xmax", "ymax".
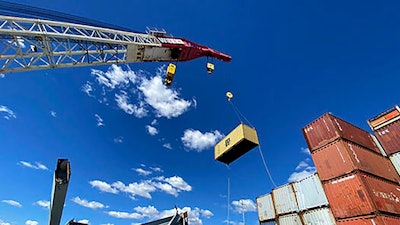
[
  {"xmin": 323, "ymin": 172, "xmax": 400, "ymax": 219},
  {"xmin": 303, "ymin": 113, "xmax": 379, "ymax": 153},
  {"xmin": 337, "ymin": 214, "xmax": 400, "ymax": 225},
  {"xmin": 374, "ymin": 119, "xmax": 400, "ymax": 155},
  {"xmin": 311, "ymin": 139, "xmax": 400, "ymax": 183}
]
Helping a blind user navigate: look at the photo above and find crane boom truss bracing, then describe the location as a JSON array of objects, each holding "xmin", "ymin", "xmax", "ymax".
[{"xmin": 0, "ymin": 15, "xmax": 162, "ymax": 73}]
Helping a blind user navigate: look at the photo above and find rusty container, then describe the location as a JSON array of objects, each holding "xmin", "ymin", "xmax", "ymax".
[
  {"xmin": 323, "ymin": 172, "xmax": 400, "ymax": 219},
  {"xmin": 374, "ymin": 119, "xmax": 400, "ymax": 155},
  {"xmin": 311, "ymin": 139, "xmax": 400, "ymax": 183},
  {"xmin": 303, "ymin": 113, "xmax": 379, "ymax": 153},
  {"xmin": 336, "ymin": 214, "xmax": 400, "ymax": 225}
]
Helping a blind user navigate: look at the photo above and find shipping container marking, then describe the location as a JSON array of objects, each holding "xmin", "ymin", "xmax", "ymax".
[
  {"xmin": 378, "ymin": 129, "xmax": 390, "ymax": 136},
  {"xmin": 335, "ymin": 145, "xmax": 346, "ymax": 163},
  {"xmin": 334, "ymin": 119, "xmax": 343, "ymax": 131},
  {"xmin": 304, "ymin": 126, "xmax": 313, "ymax": 133},
  {"xmin": 331, "ymin": 175, "xmax": 355, "ymax": 184},
  {"xmin": 323, "ymin": 119, "xmax": 330, "ymax": 132},
  {"xmin": 372, "ymin": 190, "xmax": 400, "ymax": 203},
  {"xmin": 348, "ymin": 144, "xmax": 360, "ymax": 163}
]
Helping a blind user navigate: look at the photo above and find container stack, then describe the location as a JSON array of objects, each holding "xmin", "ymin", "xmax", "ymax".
[
  {"xmin": 303, "ymin": 113, "xmax": 400, "ymax": 224},
  {"xmin": 257, "ymin": 173, "xmax": 337, "ymax": 225},
  {"xmin": 368, "ymin": 105, "xmax": 400, "ymax": 176}
]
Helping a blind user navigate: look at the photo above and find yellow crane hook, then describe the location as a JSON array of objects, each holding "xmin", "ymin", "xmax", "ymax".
[{"xmin": 226, "ymin": 92, "xmax": 233, "ymax": 101}]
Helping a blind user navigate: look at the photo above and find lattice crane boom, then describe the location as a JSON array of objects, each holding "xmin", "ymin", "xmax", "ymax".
[{"xmin": 0, "ymin": 15, "xmax": 231, "ymax": 74}]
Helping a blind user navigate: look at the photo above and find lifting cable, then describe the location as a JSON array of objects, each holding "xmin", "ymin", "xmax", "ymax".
[
  {"xmin": 226, "ymin": 165, "xmax": 231, "ymax": 225},
  {"xmin": 226, "ymin": 92, "xmax": 277, "ymax": 188}
]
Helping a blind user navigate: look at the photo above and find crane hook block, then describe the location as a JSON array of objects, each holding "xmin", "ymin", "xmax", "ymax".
[
  {"xmin": 214, "ymin": 123, "xmax": 259, "ymax": 165},
  {"xmin": 226, "ymin": 92, "xmax": 233, "ymax": 101},
  {"xmin": 164, "ymin": 63, "xmax": 176, "ymax": 86},
  {"xmin": 206, "ymin": 63, "xmax": 215, "ymax": 74}
]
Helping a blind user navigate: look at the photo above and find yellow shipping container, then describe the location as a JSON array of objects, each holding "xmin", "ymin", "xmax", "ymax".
[{"xmin": 215, "ymin": 123, "xmax": 259, "ymax": 164}]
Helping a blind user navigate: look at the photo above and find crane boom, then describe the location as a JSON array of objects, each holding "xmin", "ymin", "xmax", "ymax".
[
  {"xmin": 49, "ymin": 159, "xmax": 71, "ymax": 225},
  {"xmin": 0, "ymin": 15, "xmax": 231, "ymax": 73}
]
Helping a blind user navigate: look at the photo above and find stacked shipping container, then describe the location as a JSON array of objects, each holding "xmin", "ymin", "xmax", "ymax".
[
  {"xmin": 302, "ymin": 112, "xmax": 400, "ymax": 222},
  {"xmin": 256, "ymin": 173, "xmax": 337, "ymax": 224}
]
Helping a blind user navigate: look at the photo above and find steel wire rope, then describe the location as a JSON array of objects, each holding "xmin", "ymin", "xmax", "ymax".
[
  {"xmin": 226, "ymin": 164, "xmax": 231, "ymax": 225},
  {"xmin": 227, "ymin": 97, "xmax": 277, "ymax": 188}
]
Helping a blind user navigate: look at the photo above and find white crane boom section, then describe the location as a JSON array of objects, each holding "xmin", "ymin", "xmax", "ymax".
[{"xmin": 0, "ymin": 15, "xmax": 162, "ymax": 73}]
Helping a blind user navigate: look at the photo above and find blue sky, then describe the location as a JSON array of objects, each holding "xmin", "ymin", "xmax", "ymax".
[{"xmin": 1, "ymin": 1, "xmax": 400, "ymax": 225}]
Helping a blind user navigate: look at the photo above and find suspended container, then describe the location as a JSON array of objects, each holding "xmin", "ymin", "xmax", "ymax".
[
  {"xmin": 214, "ymin": 123, "xmax": 259, "ymax": 165},
  {"xmin": 257, "ymin": 193, "xmax": 276, "ymax": 222},
  {"xmin": 277, "ymin": 213, "xmax": 303, "ymax": 225},
  {"xmin": 293, "ymin": 173, "xmax": 328, "ymax": 211},
  {"xmin": 301, "ymin": 207, "xmax": 337, "ymax": 225},
  {"xmin": 336, "ymin": 214, "xmax": 400, "ymax": 225},
  {"xmin": 311, "ymin": 139, "xmax": 400, "ymax": 183},
  {"xmin": 323, "ymin": 171, "xmax": 400, "ymax": 219},
  {"xmin": 303, "ymin": 113, "xmax": 379, "ymax": 153},
  {"xmin": 272, "ymin": 183, "xmax": 298, "ymax": 215},
  {"xmin": 389, "ymin": 152, "xmax": 400, "ymax": 177}
]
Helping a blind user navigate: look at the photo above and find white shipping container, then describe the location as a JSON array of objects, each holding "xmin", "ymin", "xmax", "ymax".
[
  {"xmin": 272, "ymin": 183, "xmax": 299, "ymax": 215},
  {"xmin": 256, "ymin": 194, "xmax": 275, "ymax": 221},
  {"xmin": 293, "ymin": 173, "xmax": 328, "ymax": 211},
  {"xmin": 302, "ymin": 207, "xmax": 336, "ymax": 225},
  {"xmin": 390, "ymin": 152, "xmax": 400, "ymax": 176},
  {"xmin": 278, "ymin": 213, "xmax": 303, "ymax": 225},
  {"xmin": 371, "ymin": 134, "xmax": 387, "ymax": 156}
]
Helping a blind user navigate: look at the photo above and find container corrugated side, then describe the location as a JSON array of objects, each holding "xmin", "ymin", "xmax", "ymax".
[
  {"xmin": 311, "ymin": 139, "xmax": 400, "ymax": 183},
  {"xmin": 371, "ymin": 134, "xmax": 387, "ymax": 156},
  {"xmin": 256, "ymin": 193, "xmax": 275, "ymax": 222},
  {"xmin": 301, "ymin": 207, "xmax": 336, "ymax": 225},
  {"xmin": 389, "ymin": 152, "xmax": 400, "ymax": 176},
  {"xmin": 303, "ymin": 113, "xmax": 379, "ymax": 152},
  {"xmin": 323, "ymin": 172, "xmax": 400, "ymax": 219},
  {"xmin": 374, "ymin": 119, "xmax": 400, "ymax": 155},
  {"xmin": 272, "ymin": 183, "xmax": 298, "ymax": 215},
  {"xmin": 293, "ymin": 173, "xmax": 328, "ymax": 211},
  {"xmin": 336, "ymin": 214, "xmax": 400, "ymax": 225},
  {"xmin": 277, "ymin": 213, "xmax": 303, "ymax": 225}
]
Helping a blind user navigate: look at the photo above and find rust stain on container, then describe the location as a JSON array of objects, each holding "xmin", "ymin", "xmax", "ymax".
[
  {"xmin": 323, "ymin": 172, "xmax": 400, "ymax": 219},
  {"xmin": 337, "ymin": 214, "xmax": 400, "ymax": 225},
  {"xmin": 303, "ymin": 113, "xmax": 379, "ymax": 153},
  {"xmin": 374, "ymin": 119, "xmax": 400, "ymax": 155},
  {"xmin": 311, "ymin": 139, "xmax": 400, "ymax": 183}
]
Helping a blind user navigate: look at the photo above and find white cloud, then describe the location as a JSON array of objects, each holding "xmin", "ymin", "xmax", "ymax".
[
  {"xmin": 181, "ymin": 129, "xmax": 223, "ymax": 152},
  {"xmin": 301, "ymin": 147, "xmax": 310, "ymax": 155},
  {"xmin": 288, "ymin": 159, "xmax": 316, "ymax": 182},
  {"xmin": 151, "ymin": 119, "xmax": 157, "ymax": 125},
  {"xmin": 201, "ymin": 210, "xmax": 213, "ymax": 219},
  {"xmin": 146, "ymin": 125, "xmax": 158, "ymax": 136},
  {"xmin": 135, "ymin": 168, "xmax": 152, "ymax": 176},
  {"xmin": 101, "ymin": 224, "xmax": 113, "ymax": 225},
  {"xmin": 112, "ymin": 181, "xmax": 156, "ymax": 199},
  {"xmin": 152, "ymin": 182, "xmax": 178, "ymax": 197},
  {"xmin": 25, "ymin": 220, "xmax": 38, "ymax": 225},
  {"xmin": 115, "ymin": 92, "xmax": 148, "ymax": 118},
  {"xmin": 223, "ymin": 220, "xmax": 244, "ymax": 225},
  {"xmin": 72, "ymin": 197, "xmax": 107, "ymax": 209},
  {"xmin": 35, "ymin": 200, "xmax": 50, "ymax": 209},
  {"xmin": 107, "ymin": 211, "xmax": 143, "ymax": 219},
  {"xmin": 50, "ymin": 111, "xmax": 57, "ymax": 118},
  {"xmin": 91, "ymin": 64, "xmax": 137, "ymax": 89},
  {"xmin": 2, "ymin": 200, "xmax": 22, "ymax": 207},
  {"xmin": 95, "ymin": 114, "xmax": 105, "ymax": 127},
  {"xmin": 138, "ymin": 75, "xmax": 192, "ymax": 118},
  {"xmin": 89, "ymin": 180, "xmax": 119, "ymax": 194},
  {"xmin": 231, "ymin": 199, "xmax": 256, "ymax": 213},
  {"xmin": 161, "ymin": 176, "xmax": 192, "ymax": 192},
  {"xmin": 82, "ymin": 82, "xmax": 94, "ymax": 96},
  {"xmin": 0, "ymin": 105, "xmax": 16, "ymax": 120},
  {"xmin": 18, "ymin": 161, "xmax": 48, "ymax": 170},
  {"xmin": 0, "ymin": 220, "xmax": 10, "ymax": 225},
  {"xmin": 8, "ymin": 38, "xmax": 26, "ymax": 48},
  {"xmin": 78, "ymin": 220, "xmax": 89, "ymax": 224},
  {"xmin": 150, "ymin": 167, "xmax": 163, "ymax": 172},
  {"xmin": 134, "ymin": 206, "xmax": 159, "ymax": 218},
  {"xmin": 113, "ymin": 136, "xmax": 124, "ymax": 143},
  {"xmin": 0, "ymin": 74, "xmax": 5, "ymax": 78},
  {"xmin": 295, "ymin": 161, "xmax": 309, "ymax": 170},
  {"xmin": 162, "ymin": 143, "xmax": 172, "ymax": 149}
]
